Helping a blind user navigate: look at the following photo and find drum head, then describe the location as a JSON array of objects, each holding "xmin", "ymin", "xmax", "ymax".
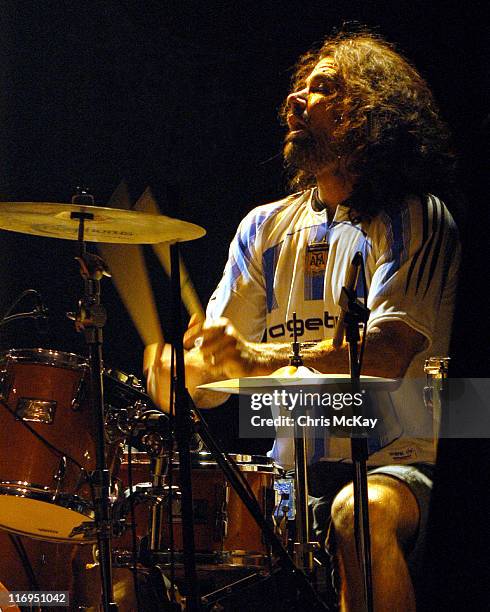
[{"xmin": 0, "ymin": 494, "xmax": 94, "ymax": 543}]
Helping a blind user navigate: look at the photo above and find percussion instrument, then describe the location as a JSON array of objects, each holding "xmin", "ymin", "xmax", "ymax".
[
  {"xmin": 0, "ymin": 201, "xmax": 205, "ymax": 244},
  {"xmin": 0, "ymin": 529, "xmax": 75, "ymax": 611},
  {"xmin": 0, "ymin": 350, "xmax": 152, "ymax": 543},
  {"xmin": 115, "ymin": 452, "xmax": 282, "ymax": 568}
]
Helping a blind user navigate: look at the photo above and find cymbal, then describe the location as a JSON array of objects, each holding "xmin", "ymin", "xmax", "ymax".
[
  {"xmin": 0, "ymin": 201, "xmax": 205, "ymax": 244},
  {"xmin": 199, "ymin": 366, "xmax": 397, "ymax": 395}
]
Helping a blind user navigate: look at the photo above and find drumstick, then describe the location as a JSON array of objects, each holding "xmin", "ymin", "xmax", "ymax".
[
  {"xmin": 97, "ymin": 183, "xmax": 164, "ymax": 345},
  {"xmin": 134, "ymin": 188, "xmax": 205, "ymax": 319}
]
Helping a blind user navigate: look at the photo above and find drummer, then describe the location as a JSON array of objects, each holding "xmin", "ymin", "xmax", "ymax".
[{"xmin": 145, "ymin": 30, "xmax": 460, "ymax": 612}]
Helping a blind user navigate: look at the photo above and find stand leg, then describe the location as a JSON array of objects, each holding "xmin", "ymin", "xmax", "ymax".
[
  {"xmin": 351, "ymin": 439, "xmax": 374, "ymax": 612},
  {"xmin": 348, "ymin": 327, "xmax": 373, "ymax": 612},
  {"xmin": 293, "ymin": 422, "xmax": 314, "ymax": 571},
  {"xmin": 169, "ymin": 243, "xmax": 200, "ymax": 611},
  {"xmin": 86, "ymin": 305, "xmax": 118, "ymax": 611}
]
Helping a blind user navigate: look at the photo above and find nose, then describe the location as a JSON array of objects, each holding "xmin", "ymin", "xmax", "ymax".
[{"xmin": 287, "ymin": 87, "xmax": 307, "ymax": 117}]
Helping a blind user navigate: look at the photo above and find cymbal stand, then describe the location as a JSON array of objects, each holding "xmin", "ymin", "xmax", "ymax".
[
  {"xmin": 70, "ymin": 200, "xmax": 117, "ymax": 612},
  {"xmin": 168, "ymin": 242, "xmax": 200, "ymax": 611},
  {"xmin": 289, "ymin": 312, "xmax": 317, "ymax": 571}
]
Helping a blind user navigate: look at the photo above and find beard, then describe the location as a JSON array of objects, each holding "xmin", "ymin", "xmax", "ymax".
[{"xmin": 283, "ymin": 129, "xmax": 338, "ymax": 175}]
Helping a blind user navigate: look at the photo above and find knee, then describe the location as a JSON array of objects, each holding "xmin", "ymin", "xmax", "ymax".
[
  {"xmin": 330, "ymin": 478, "xmax": 418, "ymax": 548},
  {"xmin": 331, "ymin": 482, "xmax": 391, "ymax": 544}
]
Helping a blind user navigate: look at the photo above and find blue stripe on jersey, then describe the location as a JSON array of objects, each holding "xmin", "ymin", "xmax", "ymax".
[
  {"xmin": 380, "ymin": 206, "xmax": 410, "ymax": 285},
  {"xmin": 304, "ymin": 223, "xmax": 328, "ymax": 301},
  {"xmin": 263, "ymin": 242, "xmax": 283, "ymax": 312},
  {"xmin": 226, "ymin": 205, "xmax": 289, "ymax": 292}
]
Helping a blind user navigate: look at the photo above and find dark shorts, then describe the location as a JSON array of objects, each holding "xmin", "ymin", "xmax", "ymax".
[{"xmin": 308, "ymin": 461, "xmax": 434, "ymax": 601}]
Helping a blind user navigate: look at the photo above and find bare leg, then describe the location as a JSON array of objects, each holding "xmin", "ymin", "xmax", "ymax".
[{"xmin": 331, "ymin": 475, "xmax": 420, "ymax": 612}]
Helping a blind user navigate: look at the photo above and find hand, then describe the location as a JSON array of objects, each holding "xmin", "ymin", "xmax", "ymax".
[
  {"xmin": 200, "ymin": 318, "xmax": 260, "ymax": 379},
  {"xmin": 143, "ymin": 342, "xmax": 173, "ymax": 411},
  {"xmin": 183, "ymin": 312, "xmax": 204, "ymax": 350},
  {"xmin": 143, "ymin": 339, "xmax": 229, "ymax": 410}
]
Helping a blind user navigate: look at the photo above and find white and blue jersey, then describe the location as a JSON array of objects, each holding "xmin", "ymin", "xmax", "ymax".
[{"xmin": 207, "ymin": 189, "xmax": 460, "ymax": 467}]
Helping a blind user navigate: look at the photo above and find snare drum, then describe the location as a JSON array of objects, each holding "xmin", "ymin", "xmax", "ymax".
[
  {"xmin": 0, "ymin": 348, "xmax": 120, "ymax": 543},
  {"xmin": 181, "ymin": 453, "xmax": 280, "ymax": 565},
  {"xmin": 116, "ymin": 451, "xmax": 280, "ymax": 567}
]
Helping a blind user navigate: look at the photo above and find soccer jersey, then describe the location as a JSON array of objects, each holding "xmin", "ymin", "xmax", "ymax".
[{"xmin": 207, "ymin": 189, "xmax": 460, "ymax": 467}]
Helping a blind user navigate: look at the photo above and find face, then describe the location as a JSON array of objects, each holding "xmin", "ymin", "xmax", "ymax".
[{"xmin": 283, "ymin": 57, "xmax": 340, "ymax": 174}]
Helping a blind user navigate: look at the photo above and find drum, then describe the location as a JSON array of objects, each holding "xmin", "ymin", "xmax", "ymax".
[
  {"xmin": 116, "ymin": 451, "xmax": 281, "ymax": 567},
  {"xmin": 112, "ymin": 451, "xmax": 155, "ymax": 565},
  {"xmin": 0, "ymin": 529, "xmax": 76, "ymax": 611},
  {"xmin": 0, "ymin": 348, "xmax": 120, "ymax": 543}
]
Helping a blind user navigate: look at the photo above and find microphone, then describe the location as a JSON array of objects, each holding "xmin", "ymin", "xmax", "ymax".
[{"xmin": 332, "ymin": 252, "xmax": 363, "ymax": 348}]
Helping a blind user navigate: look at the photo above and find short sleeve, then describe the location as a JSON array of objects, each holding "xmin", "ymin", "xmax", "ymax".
[
  {"xmin": 206, "ymin": 210, "xmax": 268, "ymax": 341},
  {"xmin": 366, "ymin": 195, "xmax": 460, "ymax": 347}
]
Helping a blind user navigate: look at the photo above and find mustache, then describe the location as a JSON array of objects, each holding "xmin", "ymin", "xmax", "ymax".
[{"xmin": 284, "ymin": 128, "xmax": 314, "ymax": 144}]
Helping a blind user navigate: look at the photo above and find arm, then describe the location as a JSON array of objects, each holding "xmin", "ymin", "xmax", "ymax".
[{"xmin": 199, "ymin": 317, "xmax": 425, "ymax": 380}]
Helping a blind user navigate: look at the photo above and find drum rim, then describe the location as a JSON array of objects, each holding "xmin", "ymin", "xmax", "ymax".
[
  {"xmin": 0, "ymin": 480, "xmax": 95, "ymax": 542},
  {"xmin": 0, "ymin": 348, "xmax": 88, "ymax": 370},
  {"xmin": 138, "ymin": 550, "xmax": 271, "ymax": 569},
  {"xmin": 104, "ymin": 367, "xmax": 145, "ymax": 390},
  {"xmin": 120, "ymin": 451, "xmax": 283, "ymax": 473}
]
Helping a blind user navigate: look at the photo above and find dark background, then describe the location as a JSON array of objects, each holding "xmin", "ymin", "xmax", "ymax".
[{"xmin": 0, "ymin": 2, "xmax": 488, "ymax": 607}]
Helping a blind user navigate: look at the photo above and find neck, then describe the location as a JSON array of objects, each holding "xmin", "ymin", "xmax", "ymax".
[{"xmin": 315, "ymin": 164, "xmax": 353, "ymax": 215}]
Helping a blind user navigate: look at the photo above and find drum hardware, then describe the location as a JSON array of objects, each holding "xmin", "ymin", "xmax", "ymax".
[
  {"xmin": 334, "ymin": 251, "xmax": 373, "ymax": 612},
  {"xmin": 195, "ymin": 258, "xmax": 394, "ymax": 610},
  {"xmin": 0, "ymin": 288, "xmax": 49, "ymax": 332},
  {"xmin": 273, "ymin": 482, "xmax": 293, "ymax": 548},
  {"xmin": 424, "ymin": 356, "xmax": 450, "ymax": 448},
  {"xmin": 8, "ymin": 533, "xmax": 41, "ymax": 591},
  {"xmin": 149, "ymin": 452, "xmax": 167, "ymax": 554},
  {"xmin": 273, "ymin": 504, "xmax": 290, "ymax": 549},
  {"xmin": 69, "ymin": 193, "xmax": 121, "ymax": 612},
  {"xmin": 279, "ymin": 312, "xmax": 325, "ymax": 574},
  {"xmin": 52, "ymin": 456, "xmax": 67, "ymax": 496},
  {"xmin": 215, "ymin": 482, "xmax": 229, "ymax": 542},
  {"xmin": 15, "ymin": 397, "xmax": 56, "ymax": 423},
  {"xmin": 198, "ymin": 566, "xmax": 300, "ymax": 612}
]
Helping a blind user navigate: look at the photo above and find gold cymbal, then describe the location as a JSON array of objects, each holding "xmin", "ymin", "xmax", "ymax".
[
  {"xmin": 198, "ymin": 366, "xmax": 397, "ymax": 395},
  {"xmin": 0, "ymin": 201, "xmax": 205, "ymax": 244}
]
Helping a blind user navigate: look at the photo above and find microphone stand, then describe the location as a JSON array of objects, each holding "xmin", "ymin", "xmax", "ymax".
[{"xmin": 337, "ymin": 260, "xmax": 373, "ymax": 612}]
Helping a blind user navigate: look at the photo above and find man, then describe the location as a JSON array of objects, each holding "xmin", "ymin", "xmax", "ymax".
[{"xmin": 145, "ymin": 30, "xmax": 460, "ymax": 611}]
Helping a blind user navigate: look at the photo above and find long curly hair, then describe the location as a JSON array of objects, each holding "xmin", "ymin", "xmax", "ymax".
[{"xmin": 281, "ymin": 29, "xmax": 457, "ymax": 219}]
